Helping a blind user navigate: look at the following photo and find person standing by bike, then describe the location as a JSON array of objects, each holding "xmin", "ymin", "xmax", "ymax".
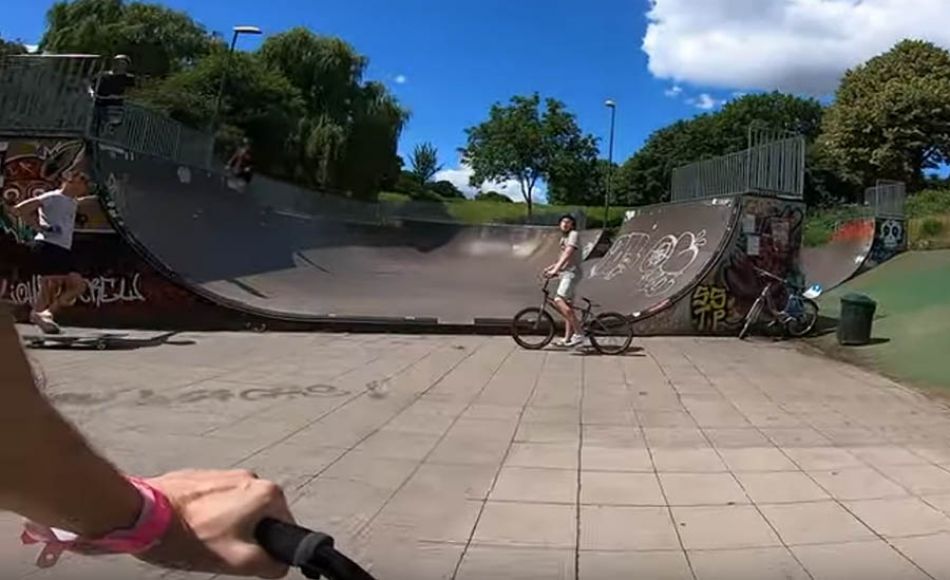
[{"xmin": 544, "ymin": 214, "xmax": 586, "ymax": 347}]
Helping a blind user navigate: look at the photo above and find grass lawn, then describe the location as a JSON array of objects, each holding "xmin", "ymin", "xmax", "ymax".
[
  {"xmin": 808, "ymin": 250, "xmax": 950, "ymax": 394},
  {"xmin": 378, "ymin": 192, "xmax": 630, "ymax": 228}
]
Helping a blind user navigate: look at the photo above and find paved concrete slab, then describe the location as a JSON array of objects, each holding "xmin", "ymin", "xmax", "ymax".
[{"xmin": 3, "ymin": 330, "xmax": 950, "ymax": 579}]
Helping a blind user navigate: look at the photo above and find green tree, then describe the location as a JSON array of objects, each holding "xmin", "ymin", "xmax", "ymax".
[
  {"xmin": 409, "ymin": 142, "xmax": 441, "ymax": 184},
  {"xmin": 41, "ymin": 0, "xmax": 213, "ymax": 78},
  {"xmin": 0, "ymin": 36, "xmax": 27, "ymax": 57},
  {"xmin": 821, "ymin": 39, "xmax": 950, "ymax": 189},
  {"xmin": 259, "ymin": 28, "xmax": 408, "ymax": 200},
  {"xmin": 461, "ymin": 93, "xmax": 597, "ymax": 216},
  {"xmin": 614, "ymin": 92, "xmax": 826, "ymax": 206},
  {"xmin": 132, "ymin": 49, "xmax": 304, "ymax": 172},
  {"xmin": 475, "ymin": 191, "xmax": 513, "ymax": 203},
  {"xmin": 428, "ymin": 180, "xmax": 464, "ymax": 200}
]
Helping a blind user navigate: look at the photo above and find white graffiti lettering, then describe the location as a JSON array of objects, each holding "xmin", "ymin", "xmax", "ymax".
[
  {"xmin": 638, "ymin": 230, "xmax": 707, "ymax": 298},
  {"xmin": 0, "ymin": 273, "xmax": 145, "ymax": 307},
  {"xmin": 590, "ymin": 232, "xmax": 650, "ymax": 281}
]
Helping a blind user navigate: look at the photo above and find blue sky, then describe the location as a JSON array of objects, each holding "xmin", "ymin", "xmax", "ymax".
[
  {"xmin": 5, "ymin": 0, "xmax": 948, "ymax": 195},
  {"xmin": 4, "ymin": 0, "xmax": 719, "ymax": 194}
]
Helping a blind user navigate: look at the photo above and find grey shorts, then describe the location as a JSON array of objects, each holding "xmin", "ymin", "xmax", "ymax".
[{"xmin": 556, "ymin": 270, "xmax": 582, "ymax": 301}]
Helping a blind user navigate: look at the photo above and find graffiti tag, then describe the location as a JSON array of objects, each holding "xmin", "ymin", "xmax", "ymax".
[
  {"xmin": 638, "ymin": 230, "xmax": 707, "ymax": 298},
  {"xmin": 590, "ymin": 232, "xmax": 649, "ymax": 281},
  {"xmin": 0, "ymin": 273, "xmax": 146, "ymax": 307},
  {"xmin": 134, "ymin": 384, "xmax": 349, "ymax": 407},
  {"xmin": 691, "ymin": 285, "xmax": 733, "ymax": 332}
]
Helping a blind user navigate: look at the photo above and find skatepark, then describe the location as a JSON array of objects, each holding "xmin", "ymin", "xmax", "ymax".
[{"xmin": 2, "ymin": 54, "xmax": 948, "ymax": 580}]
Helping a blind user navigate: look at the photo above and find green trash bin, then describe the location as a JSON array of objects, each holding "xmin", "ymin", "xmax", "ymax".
[{"xmin": 837, "ymin": 293, "xmax": 877, "ymax": 346}]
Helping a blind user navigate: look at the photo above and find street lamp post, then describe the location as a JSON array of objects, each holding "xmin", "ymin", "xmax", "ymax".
[
  {"xmin": 210, "ymin": 25, "xmax": 262, "ymax": 133},
  {"xmin": 604, "ymin": 99, "xmax": 617, "ymax": 226}
]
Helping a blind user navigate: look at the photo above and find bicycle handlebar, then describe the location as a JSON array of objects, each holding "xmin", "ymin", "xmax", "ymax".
[
  {"xmin": 752, "ymin": 266, "xmax": 784, "ymax": 283},
  {"xmin": 255, "ymin": 518, "xmax": 377, "ymax": 580}
]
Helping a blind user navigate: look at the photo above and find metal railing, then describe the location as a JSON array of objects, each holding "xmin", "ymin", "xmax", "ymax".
[
  {"xmin": 0, "ymin": 55, "xmax": 101, "ymax": 135},
  {"xmin": 0, "ymin": 54, "xmax": 213, "ymax": 167},
  {"xmin": 671, "ymin": 125, "xmax": 806, "ymax": 202},
  {"xmin": 865, "ymin": 180, "xmax": 906, "ymax": 219}
]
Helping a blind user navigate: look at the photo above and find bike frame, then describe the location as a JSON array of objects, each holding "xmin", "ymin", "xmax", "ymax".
[{"xmin": 748, "ymin": 268, "xmax": 805, "ymax": 327}]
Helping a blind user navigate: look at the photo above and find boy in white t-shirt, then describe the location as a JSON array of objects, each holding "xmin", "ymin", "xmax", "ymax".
[
  {"xmin": 11, "ymin": 170, "xmax": 99, "ymax": 333},
  {"xmin": 544, "ymin": 214, "xmax": 587, "ymax": 347}
]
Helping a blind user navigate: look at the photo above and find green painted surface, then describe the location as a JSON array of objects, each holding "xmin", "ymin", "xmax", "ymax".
[{"xmin": 812, "ymin": 250, "xmax": 950, "ymax": 391}]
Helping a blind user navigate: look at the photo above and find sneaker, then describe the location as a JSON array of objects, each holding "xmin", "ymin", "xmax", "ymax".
[
  {"xmin": 30, "ymin": 310, "xmax": 61, "ymax": 335},
  {"xmin": 565, "ymin": 334, "xmax": 588, "ymax": 348},
  {"xmin": 554, "ymin": 337, "xmax": 571, "ymax": 347}
]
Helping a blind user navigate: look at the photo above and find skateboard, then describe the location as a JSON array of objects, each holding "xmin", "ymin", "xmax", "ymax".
[{"xmin": 23, "ymin": 332, "xmax": 131, "ymax": 350}]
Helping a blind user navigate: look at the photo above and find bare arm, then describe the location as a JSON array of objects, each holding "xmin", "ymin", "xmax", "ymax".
[
  {"xmin": 547, "ymin": 244, "xmax": 577, "ymax": 274},
  {"xmin": 0, "ymin": 308, "xmax": 143, "ymax": 537},
  {"xmin": 10, "ymin": 197, "xmax": 43, "ymax": 219}
]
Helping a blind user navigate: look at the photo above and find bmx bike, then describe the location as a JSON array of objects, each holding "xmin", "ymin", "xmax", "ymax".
[
  {"xmin": 738, "ymin": 266, "xmax": 822, "ymax": 340},
  {"xmin": 511, "ymin": 277, "xmax": 634, "ymax": 355}
]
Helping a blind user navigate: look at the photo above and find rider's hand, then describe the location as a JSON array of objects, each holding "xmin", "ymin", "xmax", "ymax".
[{"xmin": 137, "ymin": 469, "xmax": 294, "ymax": 579}]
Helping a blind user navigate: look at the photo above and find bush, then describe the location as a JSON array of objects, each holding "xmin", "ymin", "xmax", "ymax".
[
  {"xmin": 907, "ymin": 189, "xmax": 950, "ymax": 218},
  {"xmin": 920, "ymin": 217, "xmax": 945, "ymax": 237},
  {"xmin": 474, "ymin": 191, "xmax": 513, "ymax": 203},
  {"xmin": 428, "ymin": 180, "xmax": 465, "ymax": 199}
]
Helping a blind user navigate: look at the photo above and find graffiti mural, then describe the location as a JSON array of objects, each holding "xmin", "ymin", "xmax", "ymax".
[
  {"xmin": 690, "ymin": 196, "xmax": 806, "ymax": 334},
  {"xmin": 590, "ymin": 232, "xmax": 650, "ymax": 281},
  {"xmin": 639, "ymin": 230, "xmax": 707, "ymax": 298},
  {"xmin": 865, "ymin": 217, "xmax": 907, "ymax": 269},
  {"xmin": 0, "ymin": 139, "xmax": 112, "ymax": 241}
]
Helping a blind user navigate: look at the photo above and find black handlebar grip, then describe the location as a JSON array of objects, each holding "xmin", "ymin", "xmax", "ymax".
[
  {"xmin": 254, "ymin": 518, "xmax": 333, "ymax": 569},
  {"xmin": 254, "ymin": 518, "xmax": 378, "ymax": 580}
]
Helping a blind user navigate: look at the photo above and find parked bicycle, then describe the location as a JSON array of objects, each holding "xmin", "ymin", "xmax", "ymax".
[
  {"xmin": 511, "ymin": 277, "xmax": 634, "ymax": 354},
  {"xmin": 738, "ymin": 266, "xmax": 823, "ymax": 340}
]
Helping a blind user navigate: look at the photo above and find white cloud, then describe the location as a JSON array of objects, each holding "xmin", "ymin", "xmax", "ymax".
[
  {"xmin": 434, "ymin": 163, "xmax": 546, "ymax": 203},
  {"xmin": 642, "ymin": 0, "xmax": 950, "ymax": 95},
  {"xmin": 664, "ymin": 84, "xmax": 683, "ymax": 97},
  {"xmin": 394, "ymin": 74, "xmax": 408, "ymax": 85},
  {"xmin": 687, "ymin": 93, "xmax": 722, "ymax": 110},
  {"xmin": 24, "ymin": 44, "xmax": 38, "ymax": 54}
]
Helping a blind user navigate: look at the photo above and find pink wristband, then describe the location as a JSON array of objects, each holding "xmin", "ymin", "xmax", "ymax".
[{"xmin": 21, "ymin": 476, "xmax": 174, "ymax": 568}]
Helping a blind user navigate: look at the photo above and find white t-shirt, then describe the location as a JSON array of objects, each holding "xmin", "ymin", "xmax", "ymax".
[
  {"xmin": 560, "ymin": 230, "xmax": 582, "ymax": 273},
  {"xmin": 33, "ymin": 189, "xmax": 78, "ymax": 250}
]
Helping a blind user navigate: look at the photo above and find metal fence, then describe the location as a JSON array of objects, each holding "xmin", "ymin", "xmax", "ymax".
[
  {"xmin": 0, "ymin": 55, "xmax": 101, "ymax": 135},
  {"xmin": 671, "ymin": 126, "xmax": 806, "ymax": 202},
  {"xmin": 865, "ymin": 180, "xmax": 906, "ymax": 219},
  {"xmin": 0, "ymin": 54, "xmax": 212, "ymax": 167}
]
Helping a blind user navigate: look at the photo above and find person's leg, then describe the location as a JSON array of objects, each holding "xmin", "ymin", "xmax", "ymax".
[
  {"xmin": 553, "ymin": 297, "xmax": 576, "ymax": 341},
  {"xmin": 49, "ymin": 272, "xmax": 86, "ymax": 314},
  {"xmin": 32, "ymin": 276, "xmax": 55, "ymax": 315}
]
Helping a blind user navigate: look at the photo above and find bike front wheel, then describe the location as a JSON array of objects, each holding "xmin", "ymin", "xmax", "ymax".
[
  {"xmin": 588, "ymin": 312, "xmax": 634, "ymax": 355},
  {"xmin": 785, "ymin": 298, "xmax": 819, "ymax": 338},
  {"xmin": 511, "ymin": 307, "xmax": 556, "ymax": 350},
  {"xmin": 739, "ymin": 298, "xmax": 765, "ymax": 340}
]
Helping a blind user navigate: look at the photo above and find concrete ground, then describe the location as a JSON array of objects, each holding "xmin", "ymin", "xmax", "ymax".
[{"xmin": 4, "ymin": 330, "xmax": 950, "ymax": 580}]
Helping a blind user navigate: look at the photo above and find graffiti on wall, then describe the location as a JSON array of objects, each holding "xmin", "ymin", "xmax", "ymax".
[
  {"xmin": 691, "ymin": 284, "xmax": 735, "ymax": 332},
  {"xmin": 639, "ymin": 230, "xmax": 708, "ymax": 297},
  {"xmin": 0, "ymin": 273, "xmax": 146, "ymax": 308},
  {"xmin": 0, "ymin": 139, "xmax": 112, "ymax": 241},
  {"xmin": 866, "ymin": 218, "xmax": 906, "ymax": 268},
  {"xmin": 691, "ymin": 197, "xmax": 806, "ymax": 334},
  {"xmin": 591, "ymin": 228, "xmax": 709, "ymax": 300}
]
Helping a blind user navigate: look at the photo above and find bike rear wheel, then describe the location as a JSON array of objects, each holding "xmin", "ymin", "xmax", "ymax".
[
  {"xmin": 785, "ymin": 298, "xmax": 819, "ymax": 337},
  {"xmin": 588, "ymin": 312, "xmax": 634, "ymax": 355},
  {"xmin": 739, "ymin": 298, "xmax": 765, "ymax": 340},
  {"xmin": 511, "ymin": 307, "xmax": 556, "ymax": 350}
]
